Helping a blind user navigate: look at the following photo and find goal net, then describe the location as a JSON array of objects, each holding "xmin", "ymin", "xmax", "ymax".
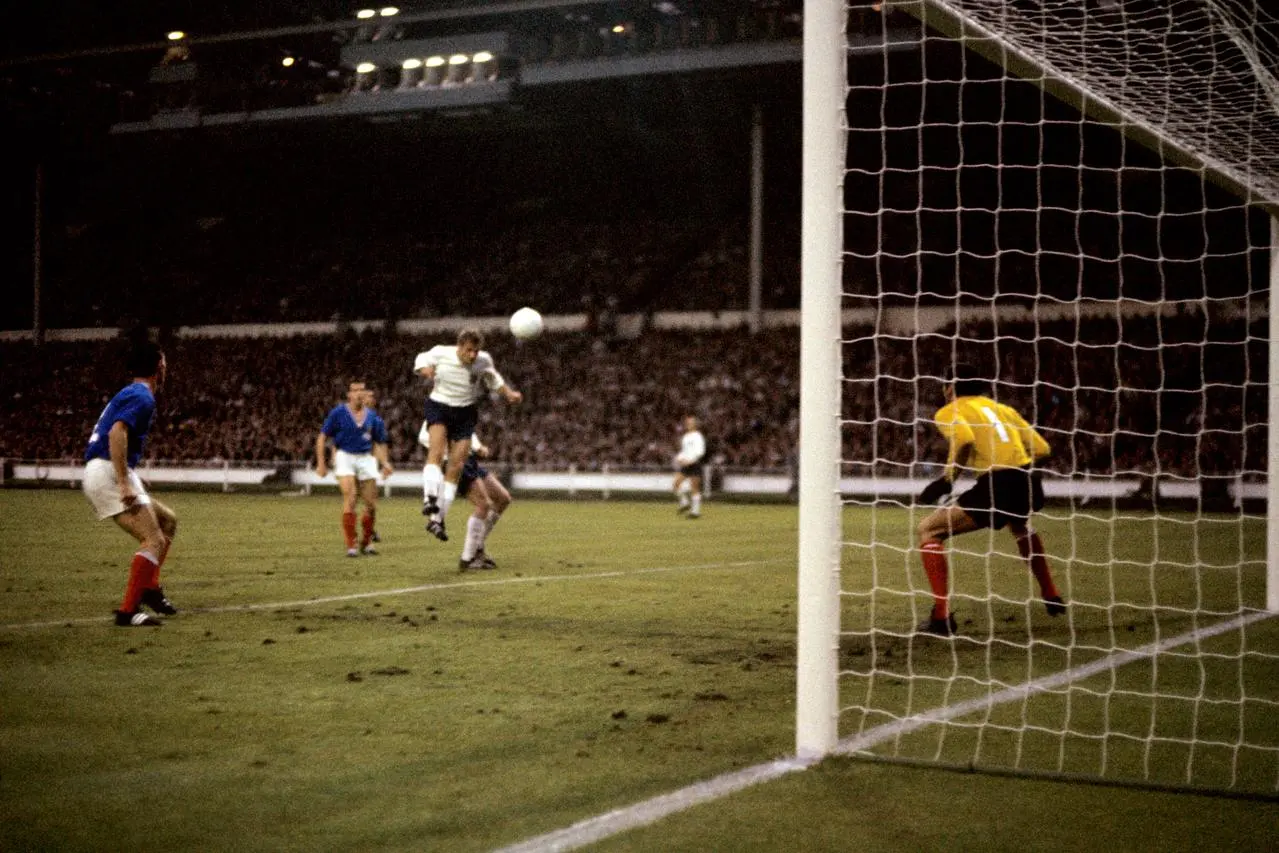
[{"xmin": 798, "ymin": 0, "xmax": 1279, "ymax": 796}]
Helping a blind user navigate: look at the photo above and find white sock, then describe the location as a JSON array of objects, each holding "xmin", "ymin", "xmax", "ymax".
[
  {"xmin": 484, "ymin": 509, "xmax": 502, "ymax": 537},
  {"xmin": 691, "ymin": 494, "xmax": 702, "ymax": 515},
  {"xmin": 677, "ymin": 481, "xmax": 691, "ymax": 507},
  {"xmin": 461, "ymin": 515, "xmax": 485, "ymax": 561},
  {"xmin": 439, "ymin": 480, "xmax": 458, "ymax": 519},
  {"xmin": 423, "ymin": 464, "xmax": 443, "ymax": 504}
]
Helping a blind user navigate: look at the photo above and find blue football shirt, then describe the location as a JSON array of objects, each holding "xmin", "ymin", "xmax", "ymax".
[
  {"xmin": 84, "ymin": 382, "xmax": 156, "ymax": 469},
  {"xmin": 321, "ymin": 405, "xmax": 386, "ymax": 454}
]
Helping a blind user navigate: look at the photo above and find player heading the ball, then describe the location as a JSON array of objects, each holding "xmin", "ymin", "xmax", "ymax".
[{"xmin": 413, "ymin": 328, "xmax": 522, "ymax": 543}]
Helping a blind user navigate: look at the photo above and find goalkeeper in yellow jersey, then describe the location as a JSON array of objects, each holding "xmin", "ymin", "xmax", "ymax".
[{"xmin": 914, "ymin": 363, "xmax": 1065, "ymax": 636}]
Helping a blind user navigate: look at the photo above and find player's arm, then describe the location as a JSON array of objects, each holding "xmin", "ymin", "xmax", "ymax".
[
  {"xmin": 314, "ymin": 431, "xmax": 330, "ymax": 478},
  {"xmin": 1002, "ymin": 404, "xmax": 1051, "ymax": 461},
  {"xmin": 486, "ymin": 367, "xmax": 522, "ymax": 405},
  {"xmin": 918, "ymin": 419, "xmax": 973, "ymax": 504},
  {"xmin": 370, "ymin": 419, "xmax": 392, "ymax": 476},
  {"xmin": 108, "ymin": 421, "xmax": 138, "ymax": 505},
  {"xmin": 413, "ymin": 350, "xmax": 437, "ymax": 382},
  {"xmin": 372, "ymin": 442, "xmax": 392, "ymax": 477}
]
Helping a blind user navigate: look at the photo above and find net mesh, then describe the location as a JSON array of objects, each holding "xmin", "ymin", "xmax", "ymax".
[{"xmin": 837, "ymin": 0, "xmax": 1278, "ymax": 794}]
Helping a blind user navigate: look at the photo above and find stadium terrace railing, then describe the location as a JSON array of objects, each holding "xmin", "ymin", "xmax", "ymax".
[{"xmin": 2, "ymin": 459, "xmax": 1266, "ymax": 506}]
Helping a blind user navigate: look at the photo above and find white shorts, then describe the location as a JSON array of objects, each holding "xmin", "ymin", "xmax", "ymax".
[
  {"xmin": 334, "ymin": 450, "xmax": 380, "ymax": 481},
  {"xmin": 83, "ymin": 458, "xmax": 152, "ymax": 520}
]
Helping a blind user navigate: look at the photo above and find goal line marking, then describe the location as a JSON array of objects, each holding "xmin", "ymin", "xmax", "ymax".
[
  {"xmin": 0, "ymin": 559, "xmax": 785, "ymax": 631},
  {"xmin": 492, "ymin": 610, "xmax": 1276, "ymax": 853}
]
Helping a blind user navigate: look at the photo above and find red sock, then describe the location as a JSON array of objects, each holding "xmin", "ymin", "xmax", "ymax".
[
  {"xmin": 361, "ymin": 511, "xmax": 375, "ymax": 547},
  {"xmin": 1016, "ymin": 531, "xmax": 1059, "ymax": 599},
  {"xmin": 920, "ymin": 539, "xmax": 950, "ymax": 620},
  {"xmin": 342, "ymin": 512, "xmax": 357, "ymax": 549},
  {"xmin": 120, "ymin": 551, "xmax": 158, "ymax": 613}
]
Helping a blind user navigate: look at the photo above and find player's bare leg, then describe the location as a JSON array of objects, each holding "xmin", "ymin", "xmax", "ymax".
[
  {"xmin": 1008, "ymin": 520, "xmax": 1064, "ymax": 616},
  {"xmin": 475, "ymin": 473, "xmax": 511, "ymax": 568},
  {"xmin": 458, "ymin": 479, "xmax": 492, "ymax": 571},
  {"xmin": 915, "ymin": 505, "xmax": 979, "ymax": 635},
  {"xmin": 674, "ymin": 473, "xmax": 691, "ymax": 513},
  {"xmin": 338, "ymin": 475, "xmax": 361, "ymax": 556},
  {"xmin": 358, "ymin": 477, "xmax": 379, "ymax": 555},
  {"xmin": 111, "ymin": 503, "xmax": 171, "ymax": 625},
  {"xmin": 422, "ymin": 423, "xmax": 450, "ymax": 540},
  {"xmin": 686, "ymin": 475, "xmax": 703, "ymax": 518},
  {"xmin": 139, "ymin": 498, "xmax": 179, "ymax": 615}
]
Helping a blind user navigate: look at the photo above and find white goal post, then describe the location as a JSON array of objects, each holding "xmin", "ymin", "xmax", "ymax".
[{"xmin": 797, "ymin": 0, "xmax": 1279, "ymax": 795}]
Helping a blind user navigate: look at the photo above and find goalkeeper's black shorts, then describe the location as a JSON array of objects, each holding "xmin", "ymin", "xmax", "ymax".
[{"xmin": 957, "ymin": 466, "xmax": 1045, "ymax": 531}]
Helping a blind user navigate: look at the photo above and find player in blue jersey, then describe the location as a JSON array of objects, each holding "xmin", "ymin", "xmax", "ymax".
[
  {"xmin": 82, "ymin": 337, "xmax": 179, "ymax": 627},
  {"xmin": 315, "ymin": 380, "xmax": 393, "ymax": 556},
  {"xmin": 418, "ymin": 423, "xmax": 513, "ymax": 571}
]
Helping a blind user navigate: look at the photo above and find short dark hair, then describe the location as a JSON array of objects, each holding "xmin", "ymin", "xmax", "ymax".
[
  {"xmin": 125, "ymin": 338, "xmax": 164, "ymax": 377},
  {"xmin": 948, "ymin": 362, "xmax": 992, "ymax": 397},
  {"xmin": 458, "ymin": 328, "xmax": 484, "ymax": 347}
]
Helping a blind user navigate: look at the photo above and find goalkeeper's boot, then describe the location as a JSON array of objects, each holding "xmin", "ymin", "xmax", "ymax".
[
  {"xmin": 115, "ymin": 609, "xmax": 162, "ymax": 627},
  {"xmin": 426, "ymin": 518, "xmax": 449, "ymax": 542},
  {"xmin": 918, "ymin": 612, "xmax": 958, "ymax": 637},
  {"xmin": 475, "ymin": 550, "xmax": 497, "ymax": 570},
  {"xmin": 1045, "ymin": 595, "xmax": 1067, "ymax": 617},
  {"xmin": 421, "ymin": 499, "xmax": 438, "ymax": 517},
  {"xmin": 141, "ymin": 587, "xmax": 178, "ymax": 616}
]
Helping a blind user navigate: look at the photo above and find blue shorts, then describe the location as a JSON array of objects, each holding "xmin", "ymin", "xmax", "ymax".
[
  {"xmin": 458, "ymin": 454, "xmax": 488, "ymax": 498},
  {"xmin": 423, "ymin": 398, "xmax": 478, "ymax": 443}
]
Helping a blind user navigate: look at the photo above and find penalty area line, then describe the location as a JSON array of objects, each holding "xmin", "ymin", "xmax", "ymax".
[
  {"xmin": 0, "ymin": 558, "xmax": 785, "ymax": 631},
  {"xmin": 492, "ymin": 610, "xmax": 1276, "ymax": 853}
]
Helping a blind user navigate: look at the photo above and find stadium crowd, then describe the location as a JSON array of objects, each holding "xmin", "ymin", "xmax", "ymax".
[{"xmin": 0, "ymin": 314, "xmax": 1266, "ymax": 484}]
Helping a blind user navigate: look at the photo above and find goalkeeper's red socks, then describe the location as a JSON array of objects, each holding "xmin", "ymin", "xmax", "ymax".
[
  {"xmin": 1016, "ymin": 530, "xmax": 1059, "ymax": 599},
  {"xmin": 342, "ymin": 512, "xmax": 357, "ymax": 549},
  {"xmin": 920, "ymin": 539, "xmax": 950, "ymax": 620}
]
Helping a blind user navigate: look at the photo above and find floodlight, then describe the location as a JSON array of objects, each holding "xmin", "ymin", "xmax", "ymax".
[
  {"xmin": 402, "ymin": 58, "xmax": 422, "ymax": 70},
  {"xmin": 379, "ymin": 7, "xmax": 400, "ymax": 16},
  {"xmin": 356, "ymin": 62, "xmax": 377, "ymax": 74},
  {"xmin": 356, "ymin": 9, "xmax": 376, "ymax": 19},
  {"xmin": 167, "ymin": 31, "xmax": 186, "ymax": 41}
]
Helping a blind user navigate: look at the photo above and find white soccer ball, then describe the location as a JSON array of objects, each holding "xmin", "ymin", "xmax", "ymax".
[{"xmin": 509, "ymin": 306, "xmax": 544, "ymax": 340}]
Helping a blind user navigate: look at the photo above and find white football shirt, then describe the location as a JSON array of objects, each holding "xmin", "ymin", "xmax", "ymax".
[
  {"xmin": 677, "ymin": 430, "xmax": 706, "ymax": 466},
  {"xmin": 413, "ymin": 345, "xmax": 505, "ymax": 407}
]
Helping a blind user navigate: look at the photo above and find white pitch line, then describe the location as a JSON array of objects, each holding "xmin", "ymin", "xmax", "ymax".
[
  {"xmin": 0, "ymin": 559, "xmax": 784, "ymax": 631},
  {"xmin": 493, "ymin": 610, "xmax": 1277, "ymax": 853}
]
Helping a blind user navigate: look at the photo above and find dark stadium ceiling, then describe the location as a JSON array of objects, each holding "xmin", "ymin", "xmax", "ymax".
[{"xmin": 3, "ymin": 1, "xmax": 601, "ymax": 60}]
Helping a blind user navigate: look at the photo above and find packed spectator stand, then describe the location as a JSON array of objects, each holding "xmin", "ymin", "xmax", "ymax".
[{"xmin": 1, "ymin": 308, "xmax": 1267, "ymax": 487}]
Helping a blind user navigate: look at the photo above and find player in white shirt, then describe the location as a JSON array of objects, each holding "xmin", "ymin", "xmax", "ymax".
[
  {"xmin": 413, "ymin": 328, "xmax": 522, "ymax": 541},
  {"xmin": 673, "ymin": 414, "xmax": 706, "ymax": 518}
]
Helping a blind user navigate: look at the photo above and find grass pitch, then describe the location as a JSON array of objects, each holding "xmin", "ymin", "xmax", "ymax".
[{"xmin": 0, "ymin": 490, "xmax": 1274, "ymax": 852}]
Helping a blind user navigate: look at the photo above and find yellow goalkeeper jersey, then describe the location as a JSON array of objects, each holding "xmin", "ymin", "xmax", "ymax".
[{"xmin": 932, "ymin": 395, "xmax": 1051, "ymax": 477}]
